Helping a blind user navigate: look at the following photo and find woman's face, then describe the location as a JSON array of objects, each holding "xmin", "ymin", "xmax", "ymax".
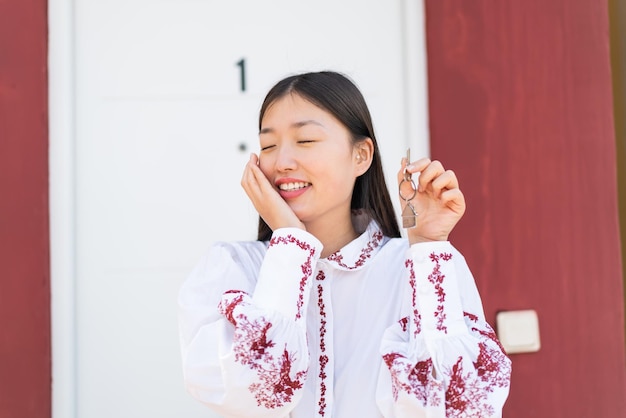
[{"xmin": 258, "ymin": 93, "xmax": 364, "ymax": 227}]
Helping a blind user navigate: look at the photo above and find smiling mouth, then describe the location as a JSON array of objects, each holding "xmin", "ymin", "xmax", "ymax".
[{"xmin": 278, "ymin": 182, "xmax": 311, "ymax": 191}]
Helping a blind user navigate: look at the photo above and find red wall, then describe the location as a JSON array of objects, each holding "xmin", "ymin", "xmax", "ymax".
[
  {"xmin": 0, "ymin": 0, "xmax": 51, "ymax": 417},
  {"xmin": 425, "ymin": 1, "xmax": 626, "ymax": 416}
]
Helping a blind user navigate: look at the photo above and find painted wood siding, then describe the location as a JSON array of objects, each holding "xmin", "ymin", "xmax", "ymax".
[
  {"xmin": 0, "ymin": 0, "xmax": 51, "ymax": 417},
  {"xmin": 424, "ymin": 1, "xmax": 626, "ymax": 416}
]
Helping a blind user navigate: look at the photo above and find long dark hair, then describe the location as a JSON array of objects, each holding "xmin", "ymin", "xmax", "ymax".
[{"xmin": 256, "ymin": 71, "xmax": 401, "ymax": 241}]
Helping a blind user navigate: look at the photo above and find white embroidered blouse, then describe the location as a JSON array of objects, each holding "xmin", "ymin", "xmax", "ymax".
[{"xmin": 178, "ymin": 221, "xmax": 511, "ymax": 418}]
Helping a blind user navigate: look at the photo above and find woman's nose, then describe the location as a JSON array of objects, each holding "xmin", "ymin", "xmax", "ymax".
[{"xmin": 275, "ymin": 145, "xmax": 297, "ymax": 172}]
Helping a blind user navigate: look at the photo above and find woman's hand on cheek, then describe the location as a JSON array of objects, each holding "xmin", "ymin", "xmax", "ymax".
[
  {"xmin": 241, "ymin": 153, "xmax": 306, "ymax": 232},
  {"xmin": 397, "ymin": 157, "xmax": 466, "ymax": 245}
]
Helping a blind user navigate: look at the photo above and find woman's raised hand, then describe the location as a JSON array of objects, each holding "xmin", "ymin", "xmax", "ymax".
[
  {"xmin": 397, "ymin": 157, "xmax": 466, "ymax": 244},
  {"xmin": 241, "ymin": 153, "xmax": 305, "ymax": 232}
]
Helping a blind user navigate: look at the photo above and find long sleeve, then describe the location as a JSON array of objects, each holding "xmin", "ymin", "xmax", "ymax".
[
  {"xmin": 377, "ymin": 241, "xmax": 511, "ymax": 418},
  {"xmin": 178, "ymin": 228, "xmax": 323, "ymax": 418}
]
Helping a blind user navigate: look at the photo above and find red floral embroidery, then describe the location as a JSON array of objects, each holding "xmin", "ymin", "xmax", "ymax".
[
  {"xmin": 381, "ymin": 260, "xmax": 511, "ymax": 416},
  {"xmin": 463, "ymin": 311, "xmax": 479, "ymax": 323},
  {"xmin": 440, "ymin": 313, "xmax": 512, "ymax": 416},
  {"xmin": 383, "ymin": 343, "xmax": 510, "ymax": 415},
  {"xmin": 382, "ymin": 352, "xmax": 443, "ymax": 406},
  {"xmin": 296, "ymin": 274, "xmax": 309, "ymax": 321},
  {"xmin": 218, "ymin": 290, "xmax": 307, "ymax": 409},
  {"xmin": 428, "ymin": 252, "xmax": 453, "ymax": 333},
  {"xmin": 218, "ymin": 290, "xmax": 249, "ymax": 326},
  {"xmin": 248, "ymin": 347, "xmax": 307, "ymax": 408},
  {"xmin": 235, "ymin": 314, "xmax": 307, "ymax": 408},
  {"xmin": 326, "ymin": 230, "xmax": 383, "ymax": 269},
  {"xmin": 474, "ymin": 342, "xmax": 511, "ymax": 389},
  {"xmin": 398, "ymin": 316, "xmax": 409, "ymax": 333},
  {"xmin": 405, "ymin": 259, "xmax": 422, "ymax": 336},
  {"xmin": 446, "ymin": 356, "xmax": 494, "ymax": 416},
  {"xmin": 464, "ymin": 312, "xmax": 508, "ymax": 356},
  {"xmin": 445, "ymin": 355, "xmax": 503, "ymax": 417},
  {"xmin": 268, "ymin": 234, "xmax": 317, "ymax": 321},
  {"xmin": 316, "ymin": 271, "xmax": 328, "ymax": 416},
  {"xmin": 476, "ymin": 325, "xmax": 507, "ymax": 355}
]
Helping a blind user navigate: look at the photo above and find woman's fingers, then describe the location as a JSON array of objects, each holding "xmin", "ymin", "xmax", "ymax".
[
  {"xmin": 431, "ymin": 169, "xmax": 459, "ymax": 197},
  {"xmin": 397, "ymin": 157, "xmax": 430, "ymax": 182},
  {"xmin": 417, "ymin": 160, "xmax": 445, "ymax": 192},
  {"xmin": 399, "ymin": 158, "xmax": 457, "ymax": 195},
  {"xmin": 241, "ymin": 153, "xmax": 305, "ymax": 231},
  {"xmin": 242, "ymin": 153, "xmax": 271, "ymax": 195},
  {"xmin": 396, "ymin": 155, "xmax": 466, "ymax": 242},
  {"xmin": 241, "ymin": 156, "xmax": 271, "ymax": 211},
  {"xmin": 440, "ymin": 188, "xmax": 466, "ymax": 213},
  {"xmin": 241, "ymin": 155, "xmax": 258, "ymax": 196},
  {"xmin": 397, "ymin": 157, "xmax": 464, "ymax": 208}
]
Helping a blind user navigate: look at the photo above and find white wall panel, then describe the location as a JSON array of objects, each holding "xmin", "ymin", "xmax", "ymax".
[{"xmin": 51, "ymin": 1, "xmax": 429, "ymax": 416}]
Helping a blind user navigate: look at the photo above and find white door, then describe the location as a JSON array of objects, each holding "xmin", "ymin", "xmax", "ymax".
[{"xmin": 52, "ymin": 1, "xmax": 429, "ymax": 417}]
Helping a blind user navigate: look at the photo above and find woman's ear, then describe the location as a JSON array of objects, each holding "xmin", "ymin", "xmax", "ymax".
[{"xmin": 354, "ymin": 138, "xmax": 374, "ymax": 176}]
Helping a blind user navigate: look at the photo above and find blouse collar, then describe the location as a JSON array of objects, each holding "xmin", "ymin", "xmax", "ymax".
[{"xmin": 323, "ymin": 218, "xmax": 387, "ymax": 271}]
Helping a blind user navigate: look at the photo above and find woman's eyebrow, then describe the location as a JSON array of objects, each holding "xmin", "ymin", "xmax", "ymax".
[
  {"xmin": 292, "ymin": 119, "xmax": 324, "ymax": 129},
  {"xmin": 260, "ymin": 119, "xmax": 324, "ymax": 135}
]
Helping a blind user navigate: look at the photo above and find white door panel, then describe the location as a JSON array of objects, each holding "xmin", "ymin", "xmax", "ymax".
[{"xmin": 63, "ymin": 1, "xmax": 429, "ymax": 417}]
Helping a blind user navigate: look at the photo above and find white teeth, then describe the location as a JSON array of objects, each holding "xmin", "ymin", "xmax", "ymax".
[{"xmin": 279, "ymin": 182, "xmax": 310, "ymax": 191}]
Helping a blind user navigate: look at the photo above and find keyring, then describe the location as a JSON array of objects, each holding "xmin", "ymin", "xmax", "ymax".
[
  {"xmin": 399, "ymin": 177, "xmax": 418, "ymax": 228},
  {"xmin": 399, "ymin": 177, "xmax": 417, "ymax": 201}
]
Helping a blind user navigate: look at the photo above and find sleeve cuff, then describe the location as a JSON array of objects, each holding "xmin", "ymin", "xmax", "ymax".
[
  {"xmin": 252, "ymin": 228, "xmax": 323, "ymax": 322},
  {"xmin": 407, "ymin": 241, "xmax": 467, "ymax": 337}
]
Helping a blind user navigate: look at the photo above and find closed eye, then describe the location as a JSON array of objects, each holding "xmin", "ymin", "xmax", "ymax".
[
  {"xmin": 297, "ymin": 140, "xmax": 316, "ymax": 144},
  {"xmin": 260, "ymin": 144, "xmax": 276, "ymax": 151}
]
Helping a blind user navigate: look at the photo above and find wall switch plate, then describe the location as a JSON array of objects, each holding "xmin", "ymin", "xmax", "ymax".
[{"xmin": 496, "ymin": 309, "xmax": 541, "ymax": 354}]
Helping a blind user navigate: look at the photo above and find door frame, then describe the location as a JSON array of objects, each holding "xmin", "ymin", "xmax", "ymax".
[{"xmin": 49, "ymin": 0, "xmax": 78, "ymax": 417}]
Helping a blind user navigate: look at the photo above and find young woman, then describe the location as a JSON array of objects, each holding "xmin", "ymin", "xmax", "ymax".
[{"xmin": 178, "ymin": 71, "xmax": 511, "ymax": 417}]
